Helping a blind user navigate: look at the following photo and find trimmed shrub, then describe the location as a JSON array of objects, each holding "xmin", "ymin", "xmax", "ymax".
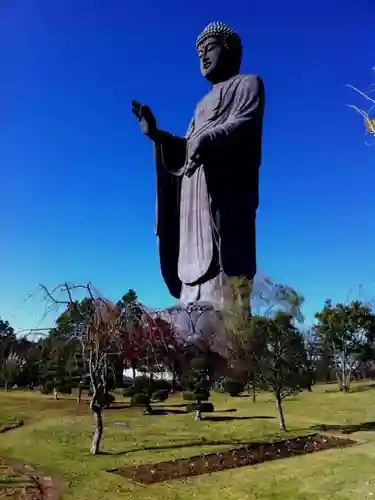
[
  {"xmin": 182, "ymin": 391, "xmax": 197, "ymax": 402},
  {"xmin": 122, "ymin": 386, "xmax": 136, "ymax": 397},
  {"xmin": 124, "ymin": 376, "xmax": 164, "ymax": 399},
  {"xmin": 223, "ymin": 379, "xmax": 245, "ymax": 397},
  {"xmin": 182, "ymin": 356, "xmax": 213, "ymax": 420},
  {"xmin": 183, "ymin": 390, "xmax": 210, "ymax": 402},
  {"xmin": 56, "ymin": 385, "xmax": 72, "ymax": 395},
  {"xmin": 152, "ymin": 389, "xmax": 169, "ymax": 402},
  {"xmin": 189, "ymin": 357, "xmax": 208, "ymax": 371},
  {"xmin": 105, "ymin": 392, "xmax": 115, "ymax": 407},
  {"xmin": 40, "ymin": 381, "xmax": 54, "ymax": 395},
  {"xmin": 153, "ymin": 379, "xmax": 172, "ymax": 392},
  {"xmin": 86, "ymin": 390, "xmax": 115, "ymax": 407},
  {"xmin": 130, "ymin": 393, "xmax": 151, "ymax": 407},
  {"xmin": 133, "ymin": 376, "xmax": 154, "ymax": 393},
  {"xmin": 200, "ymin": 401, "xmax": 214, "ymax": 413}
]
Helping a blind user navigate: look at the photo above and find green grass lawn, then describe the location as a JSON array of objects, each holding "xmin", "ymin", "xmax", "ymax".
[{"xmin": 1, "ymin": 383, "xmax": 375, "ymax": 499}]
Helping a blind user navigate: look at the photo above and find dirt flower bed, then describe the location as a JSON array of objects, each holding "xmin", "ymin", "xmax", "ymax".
[
  {"xmin": 0, "ymin": 460, "xmax": 63, "ymax": 500},
  {"xmin": 0, "ymin": 462, "xmax": 41, "ymax": 500},
  {"xmin": 111, "ymin": 434, "xmax": 356, "ymax": 485},
  {"xmin": 0, "ymin": 419, "xmax": 24, "ymax": 434}
]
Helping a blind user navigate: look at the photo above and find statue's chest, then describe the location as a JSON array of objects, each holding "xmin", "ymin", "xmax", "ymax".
[{"xmin": 193, "ymin": 88, "xmax": 223, "ymax": 129}]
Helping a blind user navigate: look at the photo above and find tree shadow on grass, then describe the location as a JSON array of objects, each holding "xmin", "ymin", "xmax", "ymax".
[
  {"xmin": 156, "ymin": 404, "xmax": 238, "ymax": 414},
  {"xmin": 203, "ymin": 415, "xmax": 275, "ymax": 422},
  {"xmin": 148, "ymin": 409, "xmax": 188, "ymax": 416},
  {"xmin": 155, "ymin": 403, "xmax": 186, "ymax": 408},
  {"xmin": 312, "ymin": 420, "xmax": 375, "ymax": 434},
  {"xmin": 101, "ymin": 438, "xmax": 251, "ymax": 456},
  {"xmin": 106, "ymin": 404, "xmax": 130, "ymax": 410},
  {"xmin": 349, "ymin": 383, "xmax": 375, "ymax": 393},
  {"xmin": 134, "ymin": 408, "xmax": 240, "ymax": 417}
]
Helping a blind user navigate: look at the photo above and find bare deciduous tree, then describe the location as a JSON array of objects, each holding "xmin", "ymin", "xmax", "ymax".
[
  {"xmin": 39, "ymin": 283, "xmax": 131, "ymax": 455},
  {"xmin": 37, "ymin": 282, "xmax": 181, "ymax": 455}
]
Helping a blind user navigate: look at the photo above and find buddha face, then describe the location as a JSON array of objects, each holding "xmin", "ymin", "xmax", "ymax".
[{"xmin": 197, "ymin": 36, "xmax": 227, "ymax": 83}]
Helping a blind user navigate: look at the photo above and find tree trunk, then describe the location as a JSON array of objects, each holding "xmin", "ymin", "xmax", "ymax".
[
  {"xmin": 144, "ymin": 402, "xmax": 153, "ymax": 415},
  {"xmin": 340, "ymin": 368, "xmax": 350, "ymax": 392},
  {"xmin": 91, "ymin": 409, "xmax": 103, "ymax": 455},
  {"xmin": 53, "ymin": 388, "xmax": 58, "ymax": 399},
  {"xmin": 341, "ymin": 363, "xmax": 346, "ymax": 392},
  {"xmin": 275, "ymin": 391, "xmax": 286, "ymax": 432},
  {"xmin": 77, "ymin": 386, "xmax": 82, "ymax": 404},
  {"xmin": 195, "ymin": 408, "xmax": 202, "ymax": 421},
  {"xmin": 252, "ymin": 382, "xmax": 257, "ymax": 403},
  {"xmin": 4, "ymin": 381, "xmax": 8, "ymax": 391}
]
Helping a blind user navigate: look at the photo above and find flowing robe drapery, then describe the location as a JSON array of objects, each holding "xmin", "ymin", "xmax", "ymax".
[{"xmin": 154, "ymin": 74, "xmax": 265, "ymax": 301}]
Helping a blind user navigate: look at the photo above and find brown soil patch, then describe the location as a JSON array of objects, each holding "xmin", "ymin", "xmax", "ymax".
[
  {"xmin": 0, "ymin": 462, "xmax": 39, "ymax": 500},
  {"xmin": 0, "ymin": 460, "xmax": 64, "ymax": 500},
  {"xmin": 0, "ymin": 420, "xmax": 24, "ymax": 434},
  {"xmin": 110, "ymin": 434, "xmax": 356, "ymax": 485}
]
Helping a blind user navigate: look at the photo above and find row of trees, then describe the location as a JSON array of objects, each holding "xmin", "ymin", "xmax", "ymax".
[{"xmin": 1, "ymin": 281, "xmax": 375, "ymax": 453}]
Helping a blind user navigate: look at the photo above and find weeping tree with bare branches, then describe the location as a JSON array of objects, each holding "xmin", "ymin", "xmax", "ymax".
[
  {"xmin": 38, "ymin": 283, "xmax": 151, "ymax": 454},
  {"xmin": 347, "ymin": 67, "xmax": 375, "ymax": 143},
  {"xmin": 39, "ymin": 282, "xmax": 181, "ymax": 455},
  {"xmin": 251, "ymin": 272, "xmax": 305, "ymax": 323},
  {"xmin": 40, "ymin": 283, "xmax": 130, "ymax": 454}
]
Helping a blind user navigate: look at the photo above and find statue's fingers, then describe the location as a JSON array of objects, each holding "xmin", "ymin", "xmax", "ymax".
[
  {"xmin": 190, "ymin": 152, "xmax": 202, "ymax": 164},
  {"xmin": 185, "ymin": 161, "xmax": 199, "ymax": 178},
  {"xmin": 131, "ymin": 100, "xmax": 142, "ymax": 118},
  {"xmin": 132, "ymin": 108, "xmax": 142, "ymax": 121}
]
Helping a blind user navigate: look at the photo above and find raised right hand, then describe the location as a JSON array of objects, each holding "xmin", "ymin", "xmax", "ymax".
[{"xmin": 131, "ymin": 100, "xmax": 158, "ymax": 140}]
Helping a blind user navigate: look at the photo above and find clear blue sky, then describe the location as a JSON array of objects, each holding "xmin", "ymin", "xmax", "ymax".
[{"xmin": 1, "ymin": 0, "xmax": 374, "ymax": 332}]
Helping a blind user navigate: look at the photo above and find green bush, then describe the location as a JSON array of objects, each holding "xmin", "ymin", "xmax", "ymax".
[
  {"xmin": 223, "ymin": 379, "xmax": 245, "ymax": 397},
  {"xmin": 130, "ymin": 376, "xmax": 172, "ymax": 396},
  {"xmin": 122, "ymin": 386, "xmax": 136, "ymax": 397},
  {"xmin": 153, "ymin": 379, "xmax": 172, "ymax": 392},
  {"xmin": 200, "ymin": 401, "xmax": 214, "ymax": 413},
  {"xmin": 130, "ymin": 393, "xmax": 151, "ymax": 406},
  {"xmin": 56, "ymin": 385, "xmax": 72, "ymax": 395},
  {"xmin": 123, "ymin": 376, "xmax": 162, "ymax": 398},
  {"xmin": 86, "ymin": 390, "xmax": 115, "ymax": 406},
  {"xmin": 152, "ymin": 389, "xmax": 169, "ymax": 402},
  {"xmin": 182, "ymin": 391, "xmax": 196, "ymax": 402},
  {"xmin": 183, "ymin": 389, "xmax": 210, "ymax": 402},
  {"xmin": 133, "ymin": 376, "xmax": 154, "ymax": 393},
  {"xmin": 105, "ymin": 392, "xmax": 115, "ymax": 406},
  {"xmin": 40, "ymin": 381, "xmax": 54, "ymax": 395},
  {"xmin": 189, "ymin": 358, "xmax": 208, "ymax": 371}
]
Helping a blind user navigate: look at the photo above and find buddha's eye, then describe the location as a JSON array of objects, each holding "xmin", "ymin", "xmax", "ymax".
[{"xmin": 206, "ymin": 43, "xmax": 217, "ymax": 52}]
